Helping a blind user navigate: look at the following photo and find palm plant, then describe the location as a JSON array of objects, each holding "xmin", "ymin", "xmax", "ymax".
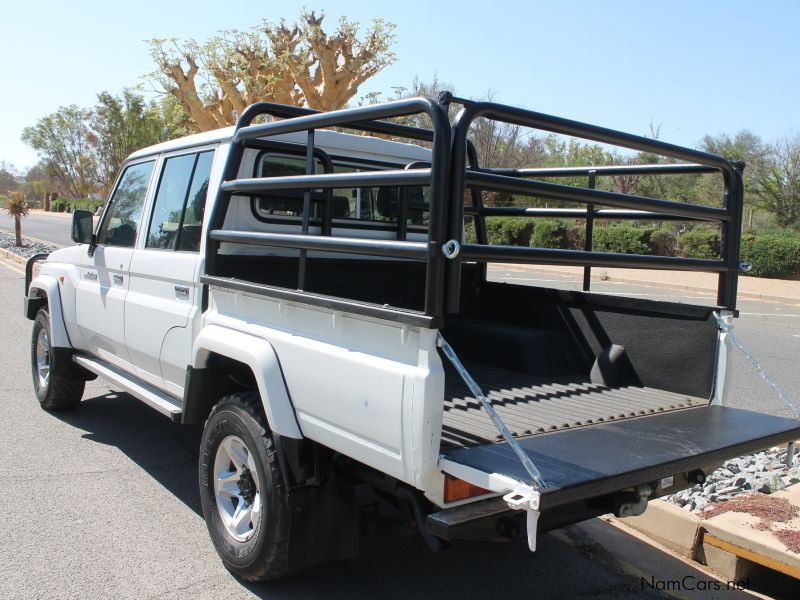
[{"xmin": 3, "ymin": 191, "xmax": 29, "ymax": 247}]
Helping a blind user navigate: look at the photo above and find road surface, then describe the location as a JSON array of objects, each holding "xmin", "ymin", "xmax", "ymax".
[{"xmin": 0, "ymin": 211, "xmax": 76, "ymax": 247}]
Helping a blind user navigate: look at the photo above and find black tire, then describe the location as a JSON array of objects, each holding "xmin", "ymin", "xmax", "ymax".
[
  {"xmin": 199, "ymin": 391, "xmax": 292, "ymax": 581},
  {"xmin": 31, "ymin": 308, "xmax": 84, "ymax": 410}
]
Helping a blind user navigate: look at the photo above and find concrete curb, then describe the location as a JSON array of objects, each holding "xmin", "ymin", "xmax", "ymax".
[
  {"xmin": 0, "ymin": 247, "xmax": 27, "ymax": 265},
  {"xmin": 618, "ymin": 488, "xmax": 800, "ymax": 582},
  {"xmin": 523, "ymin": 266, "xmax": 800, "ymax": 306}
]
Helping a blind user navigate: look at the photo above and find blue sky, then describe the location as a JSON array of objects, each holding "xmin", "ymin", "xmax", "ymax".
[{"xmin": 2, "ymin": 0, "xmax": 798, "ymax": 170}]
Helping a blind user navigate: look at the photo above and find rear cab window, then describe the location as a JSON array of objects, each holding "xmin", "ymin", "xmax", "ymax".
[{"xmin": 252, "ymin": 152, "xmax": 431, "ymax": 231}]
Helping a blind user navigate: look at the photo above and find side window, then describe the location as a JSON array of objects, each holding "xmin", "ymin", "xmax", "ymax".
[
  {"xmin": 253, "ymin": 154, "xmax": 323, "ymax": 218},
  {"xmin": 253, "ymin": 153, "xmax": 429, "ymax": 228},
  {"xmin": 96, "ymin": 161, "xmax": 155, "ymax": 247},
  {"xmin": 146, "ymin": 150, "xmax": 214, "ymax": 252}
]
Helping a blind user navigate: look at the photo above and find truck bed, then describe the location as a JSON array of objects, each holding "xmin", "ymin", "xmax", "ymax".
[{"xmin": 441, "ymin": 361, "xmax": 706, "ymax": 449}]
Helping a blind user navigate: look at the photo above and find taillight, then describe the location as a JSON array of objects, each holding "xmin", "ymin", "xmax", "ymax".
[{"xmin": 443, "ymin": 474, "xmax": 489, "ymax": 502}]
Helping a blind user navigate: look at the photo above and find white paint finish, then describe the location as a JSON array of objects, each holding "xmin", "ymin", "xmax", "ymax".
[
  {"xmin": 125, "ymin": 249, "xmax": 199, "ymax": 392},
  {"xmin": 74, "ymin": 244, "xmax": 135, "ymax": 370},
  {"xmin": 204, "ymin": 292, "xmax": 439, "ymax": 487},
  {"xmin": 711, "ymin": 311, "xmax": 735, "ymax": 406},
  {"xmin": 27, "ymin": 276, "xmax": 70, "ymax": 348},
  {"xmin": 192, "ymin": 325, "xmax": 302, "ymax": 439}
]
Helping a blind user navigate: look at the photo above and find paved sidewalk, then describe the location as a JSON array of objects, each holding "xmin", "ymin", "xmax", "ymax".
[{"xmin": 507, "ymin": 264, "xmax": 800, "ymax": 305}]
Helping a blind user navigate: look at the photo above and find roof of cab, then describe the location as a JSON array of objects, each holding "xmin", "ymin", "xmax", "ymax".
[{"xmin": 127, "ymin": 125, "xmax": 432, "ymax": 164}]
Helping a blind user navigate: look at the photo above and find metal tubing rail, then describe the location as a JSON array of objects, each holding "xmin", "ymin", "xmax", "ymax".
[
  {"xmin": 221, "ymin": 169, "xmax": 431, "ymax": 194},
  {"xmin": 206, "ymin": 97, "xmax": 451, "ymax": 318},
  {"xmin": 465, "ymin": 171, "xmax": 730, "ymax": 222},
  {"xmin": 209, "ymin": 230, "xmax": 429, "ymax": 260},
  {"xmin": 446, "ymin": 100, "xmax": 744, "ymax": 312},
  {"xmin": 467, "ymin": 207, "xmax": 707, "ymax": 221},
  {"xmin": 235, "ymin": 101, "xmax": 436, "ymax": 142},
  {"xmin": 458, "ymin": 244, "xmax": 730, "ymax": 272},
  {"xmin": 489, "ymin": 163, "xmax": 719, "ymax": 178},
  {"xmin": 234, "ymin": 98, "xmax": 441, "ymax": 143}
]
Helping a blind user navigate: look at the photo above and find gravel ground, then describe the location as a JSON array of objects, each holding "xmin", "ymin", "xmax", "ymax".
[
  {"xmin": 666, "ymin": 445, "xmax": 800, "ymax": 513},
  {"xmin": 0, "ymin": 230, "xmax": 60, "ymax": 258}
]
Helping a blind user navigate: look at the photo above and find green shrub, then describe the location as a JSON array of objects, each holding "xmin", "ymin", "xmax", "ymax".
[
  {"xmin": 51, "ymin": 199, "xmax": 67, "ymax": 212},
  {"xmin": 69, "ymin": 198, "xmax": 104, "ymax": 213},
  {"xmin": 740, "ymin": 231, "xmax": 800, "ymax": 278},
  {"xmin": 565, "ymin": 225, "xmax": 586, "ymax": 250},
  {"xmin": 649, "ymin": 229, "xmax": 677, "ymax": 256},
  {"xmin": 593, "ymin": 225, "xmax": 652, "ymax": 254},
  {"xmin": 464, "ymin": 219, "xmax": 477, "ymax": 244},
  {"xmin": 485, "ymin": 217, "xmax": 534, "ymax": 246},
  {"xmin": 530, "ymin": 219, "xmax": 568, "ymax": 249},
  {"xmin": 678, "ymin": 228, "xmax": 720, "ymax": 259}
]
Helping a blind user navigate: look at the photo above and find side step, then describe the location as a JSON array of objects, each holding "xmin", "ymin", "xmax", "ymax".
[{"xmin": 73, "ymin": 354, "xmax": 183, "ymax": 422}]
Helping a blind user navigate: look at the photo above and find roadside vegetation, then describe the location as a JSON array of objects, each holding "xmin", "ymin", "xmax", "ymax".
[{"xmin": 2, "ymin": 8, "xmax": 798, "ymax": 277}]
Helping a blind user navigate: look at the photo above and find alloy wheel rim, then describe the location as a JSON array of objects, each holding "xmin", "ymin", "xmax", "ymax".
[
  {"xmin": 213, "ymin": 435, "xmax": 262, "ymax": 542},
  {"xmin": 35, "ymin": 327, "xmax": 50, "ymax": 389}
]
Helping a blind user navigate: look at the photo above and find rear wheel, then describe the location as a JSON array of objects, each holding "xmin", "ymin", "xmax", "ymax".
[
  {"xmin": 31, "ymin": 308, "xmax": 84, "ymax": 410},
  {"xmin": 199, "ymin": 391, "xmax": 292, "ymax": 581}
]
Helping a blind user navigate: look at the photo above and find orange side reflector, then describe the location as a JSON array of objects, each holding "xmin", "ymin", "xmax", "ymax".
[{"xmin": 443, "ymin": 474, "xmax": 489, "ymax": 503}]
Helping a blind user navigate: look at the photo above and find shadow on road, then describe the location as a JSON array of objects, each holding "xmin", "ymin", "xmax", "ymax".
[{"xmin": 53, "ymin": 391, "xmax": 204, "ymax": 516}]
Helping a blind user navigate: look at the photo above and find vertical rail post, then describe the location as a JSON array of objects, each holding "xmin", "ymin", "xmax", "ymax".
[
  {"xmin": 582, "ymin": 170, "xmax": 597, "ymax": 291},
  {"xmin": 717, "ymin": 162, "xmax": 744, "ymax": 309},
  {"xmin": 298, "ymin": 129, "xmax": 315, "ymax": 290}
]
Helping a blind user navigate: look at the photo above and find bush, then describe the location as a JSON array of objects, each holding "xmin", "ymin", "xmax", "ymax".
[
  {"xmin": 740, "ymin": 231, "xmax": 800, "ymax": 278},
  {"xmin": 485, "ymin": 217, "xmax": 534, "ymax": 246},
  {"xmin": 530, "ymin": 219, "xmax": 568, "ymax": 249},
  {"xmin": 678, "ymin": 228, "xmax": 720, "ymax": 259},
  {"xmin": 649, "ymin": 229, "xmax": 677, "ymax": 256},
  {"xmin": 592, "ymin": 225, "xmax": 652, "ymax": 254},
  {"xmin": 51, "ymin": 199, "xmax": 67, "ymax": 212},
  {"xmin": 70, "ymin": 198, "xmax": 104, "ymax": 213},
  {"xmin": 565, "ymin": 224, "xmax": 586, "ymax": 250}
]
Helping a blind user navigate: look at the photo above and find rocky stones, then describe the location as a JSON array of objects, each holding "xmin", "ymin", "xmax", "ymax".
[{"xmin": 666, "ymin": 444, "xmax": 800, "ymax": 513}]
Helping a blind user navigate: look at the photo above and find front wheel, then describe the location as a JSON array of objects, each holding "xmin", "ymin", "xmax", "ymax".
[
  {"xmin": 31, "ymin": 308, "xmax": 84, "ymax": 410},
  {"xmin": 199, "ymin": 391, "xmax": 292, "ymax": 581}
]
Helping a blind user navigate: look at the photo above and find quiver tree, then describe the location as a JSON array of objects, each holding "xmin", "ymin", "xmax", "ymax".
[
  {"xmin": 3, "ymin": 191, "xmax": 29, "ymax": 247},
  {"xmin": 148, "ymin": 10, "xmax": 396, "ymax": 132}
]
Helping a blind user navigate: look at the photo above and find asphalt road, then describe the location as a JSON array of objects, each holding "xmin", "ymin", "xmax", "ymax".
[
  {"xmin": 0, "ymin": 211, "xmax": 77, "ymax": 247},
  {"xmin": 0, "ymin": 257, "xmax": 781, "ymax": 599}
]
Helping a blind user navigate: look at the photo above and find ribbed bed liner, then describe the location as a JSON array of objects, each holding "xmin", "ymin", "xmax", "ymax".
[{"xmin": 442, "ymin": 361, "xmax": 707, "ymax": 449}]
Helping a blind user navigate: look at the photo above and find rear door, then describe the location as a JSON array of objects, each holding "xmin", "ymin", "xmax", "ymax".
[
  {"xmin": 124, "ymin": 148, "xmax": 215, "ymax": 395},
  {"xmin": 75, "ymin": 160, "xmax": 156, "ymax": 370}
]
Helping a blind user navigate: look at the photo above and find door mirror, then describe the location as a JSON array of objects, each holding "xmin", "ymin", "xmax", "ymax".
[{"xmin": 71, "ymin": 210, "xmax": 95, "ymax": 245}]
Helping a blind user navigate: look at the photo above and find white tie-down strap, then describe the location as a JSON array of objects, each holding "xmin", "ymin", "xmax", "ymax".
[
  {"xmin": 714, "ymin": 311, "xmax": 800, "ymax": 420},
  {"xmin": 437, "ymin": 332, "xmax": 545, "ymax": 552}
]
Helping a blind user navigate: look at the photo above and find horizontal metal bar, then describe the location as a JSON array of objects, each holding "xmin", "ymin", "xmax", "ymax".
[
  {"xmin": 201, "ymin": 275, "xmax": 440, "ymax": 328},
  {"xmin": 209, "ymin": 230, "xmax": 429, "ymax": 260},
  {"xmin": 488, "ymin": 163, "xmax": 718, "ymax": 178},
  {"xmin": 460, "ymin": 102, "xmax": 736, "ymax": 172},
  {"xmin": 235, "ymin": 97, "xmax": 439, "ymax": 142},
  {"xmin": 237, "ymin": 102, "xmax": 435, "ymax": 142},
  {"xmin": 466, "ymin": 207, "xmax": 704, "ymax": 221},
  {"xmin": 465, "ymin": 171, "xmax": 730, "ymax": 222},
  {"xmin": 222, "ymin": 169, "xmax": 431, "ymax": 194},
  {"xmin": 458, "ymin": 244, "xmax": 731, "ymax": 272}
]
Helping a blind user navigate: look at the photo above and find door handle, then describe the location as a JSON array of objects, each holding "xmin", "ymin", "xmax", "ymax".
[
  {"xmin": 175, "ymin": 285, "xmax": 190, "ymax": 298},
  {"xmin": 113, "ymin": 274, "xmax": 124, "ymax": 285},
  {"xmin": 84, "ymin": 271, "xmax": 98, "ymax": 281}
]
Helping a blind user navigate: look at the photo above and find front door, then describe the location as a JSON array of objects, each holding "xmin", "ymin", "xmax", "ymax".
[
  {"xmin": 124, "ymin": 149, "xmax": 215, "ymax": 395},
  {"xmin": 75, "ymin": 160, "xmax": 156, "ymax": 371}
]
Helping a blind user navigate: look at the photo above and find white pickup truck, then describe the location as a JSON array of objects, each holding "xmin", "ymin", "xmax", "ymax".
[{"xmin": 25, "ymin": 96, "xmax": 800, "ymax": 580}]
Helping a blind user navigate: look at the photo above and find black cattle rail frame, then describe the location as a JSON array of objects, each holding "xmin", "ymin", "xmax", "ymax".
[{"xmin": 202, "ymin": 95, "xmax": 746, "ymax": 327}]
